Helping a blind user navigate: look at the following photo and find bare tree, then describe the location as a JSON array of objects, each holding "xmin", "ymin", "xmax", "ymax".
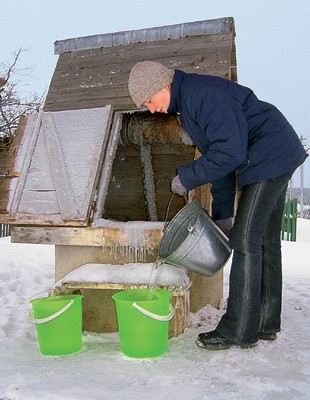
[{"xmin": 0, "ymin": 48, "xmax": 45, "ymax": 150}]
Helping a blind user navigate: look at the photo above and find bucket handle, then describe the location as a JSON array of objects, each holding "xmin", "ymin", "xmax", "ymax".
[
  {"xmin": 29, "ymin": 300, "xmax": 74, "ymax": 325},
  {"xmin": 164, "ymin": 193, "xmax": 188, "ymax": 230},
  {"xmin": 132, "ymin": 303, "xmax": 175, "ymax": 322}
]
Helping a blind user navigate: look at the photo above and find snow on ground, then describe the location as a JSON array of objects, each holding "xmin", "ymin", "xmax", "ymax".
[{"xmin": 0, "ymin": 219, "xmax": 309, "ymax": 399}]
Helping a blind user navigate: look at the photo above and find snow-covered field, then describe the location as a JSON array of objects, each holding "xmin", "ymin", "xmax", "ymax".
[{"xmin": 0, "ymin": 220, "xmax": 309, "ymax": 399}]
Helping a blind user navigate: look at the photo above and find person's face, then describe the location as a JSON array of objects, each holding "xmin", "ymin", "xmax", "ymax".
[{"xmin": 143, "ymin": 85, "xmax": 171, "ymax": 113}]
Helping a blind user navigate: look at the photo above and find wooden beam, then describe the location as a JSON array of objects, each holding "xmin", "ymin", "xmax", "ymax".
[
  {"xmin": 56, "ymin": 281, "xmax": 189, "ymax": 295},
  {"xmin": 11, "ymin": 225, "xmax": 164, "ymax": 248}
]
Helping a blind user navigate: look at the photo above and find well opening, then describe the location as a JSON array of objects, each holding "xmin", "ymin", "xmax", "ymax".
[{"xmin": 97, "ymin": 111, "xmax": 195, "ymax": 223}]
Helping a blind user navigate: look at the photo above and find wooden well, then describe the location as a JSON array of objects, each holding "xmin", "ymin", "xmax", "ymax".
[{"xmin": 0, "ymin": 18, "xmax": 237, "ymax": 335}]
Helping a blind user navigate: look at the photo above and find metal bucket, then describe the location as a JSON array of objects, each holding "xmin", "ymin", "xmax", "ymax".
[{"xmin": 158, "ymin": 201, "xmax": 232, "ymax": 276}]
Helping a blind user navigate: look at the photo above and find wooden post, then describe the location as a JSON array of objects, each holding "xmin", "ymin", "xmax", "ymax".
[{"xmin": 188, "ymin": 149, "xmax": 224, "ymax": 311}]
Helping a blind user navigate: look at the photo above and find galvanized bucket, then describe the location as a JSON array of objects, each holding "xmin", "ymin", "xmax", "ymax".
[{"xmin": 158, "ymin": 200, "xmax": 232, "ymax": 276}]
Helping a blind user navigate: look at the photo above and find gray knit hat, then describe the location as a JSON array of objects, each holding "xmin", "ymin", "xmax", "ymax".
[{"xmin": 128, "ymin": 61, "xmax": 175, "ymax": 107}]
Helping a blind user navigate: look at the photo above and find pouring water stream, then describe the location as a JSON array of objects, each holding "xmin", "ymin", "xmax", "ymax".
[{"xmin": 147, "ymin": 194, "xmax": 188, "ymax": 299}]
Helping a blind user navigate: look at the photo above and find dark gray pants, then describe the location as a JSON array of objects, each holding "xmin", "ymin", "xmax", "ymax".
[{"xmin": 217, "ymin": 172, "xmax": 292, "ymax": 344}]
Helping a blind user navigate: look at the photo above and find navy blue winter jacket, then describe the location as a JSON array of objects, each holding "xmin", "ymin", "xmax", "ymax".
[{"xmin": 168, "ymin": 70, "xmax": 308, "ymax": 219}]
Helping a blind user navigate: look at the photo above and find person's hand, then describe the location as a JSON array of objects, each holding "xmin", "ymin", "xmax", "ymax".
[{"xmin": 171, "ymin": 175, "xmax": 187, "ymax": 196}]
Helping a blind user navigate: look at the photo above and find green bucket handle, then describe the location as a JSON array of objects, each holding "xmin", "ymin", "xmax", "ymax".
[
  {"xmin": 132, "ymin": 303, "xmax": 175, "ymax": 322},
  {"xmin": 29, "ymin": 300, "xmax": 74, "ymax": 325}
]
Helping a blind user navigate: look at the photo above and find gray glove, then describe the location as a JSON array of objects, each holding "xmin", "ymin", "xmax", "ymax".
[
  {"xmin": 215, "ymin": 217, "xmax": 234, "ymax": 237},
  {"xmin": 171, "ymin": 175, "xmax": 187, "ymax": 196}
]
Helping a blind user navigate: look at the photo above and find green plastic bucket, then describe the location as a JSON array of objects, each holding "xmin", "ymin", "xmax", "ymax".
[
  {"xmin": 30, "ymin": 295, "xmax": 83, "ymax": 355},
  {"xmin": 112, "ymin": 289, "xmax": 174, "ymax": 358}
]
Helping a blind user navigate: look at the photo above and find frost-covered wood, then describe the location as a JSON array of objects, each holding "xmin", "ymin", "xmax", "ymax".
[
  {"xmin": 54, "ymin": 18, "xmax": 234, "ymax": 54},
  {"xmin": 7, "ymin": 106, "xmax": 113, "ymax": 225},
  {"xmin": 11, "ymin": 223, "xmax": 164, "ymax": 248}
]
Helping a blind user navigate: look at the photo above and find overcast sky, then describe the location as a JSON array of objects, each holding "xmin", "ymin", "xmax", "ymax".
[{"xmin": 2, "ymin": 0, "xmax": 310, "ymax": 187}]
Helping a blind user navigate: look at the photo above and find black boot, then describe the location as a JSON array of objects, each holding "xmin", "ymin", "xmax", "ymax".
[
  {"xmin": 258, "ymin": 332, "xmax": 277, "ymax": 341},
  {"xmin": 196, "ymin": 330, "xmax": 258, "ymax": 350}
]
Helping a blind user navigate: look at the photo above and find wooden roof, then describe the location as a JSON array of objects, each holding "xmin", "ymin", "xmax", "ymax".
[{"xmin": 44, "ymin": 17, "xmax": 237, "ymax": 112}]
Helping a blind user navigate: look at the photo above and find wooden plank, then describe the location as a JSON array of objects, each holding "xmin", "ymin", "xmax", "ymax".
[
  {"xmin": 49, "ymin": 59, "xmax": 225, "ymax": 92},
  {"xmin": 10, "ymin": 107, "xmax": 113, "ymax": 225},
  {"xmin": 53, "ymin": 33, "xmax": 233, "ymax": 71},
  {"xmin": 48, "ymin": 52, "xmax": 231, "ymax": 94},
  {"xmin": 10, "ymin": 112, "xmax": 43, "ymax": 218},
  {"xmin": 93, "ymin": 111, "xmax": 123, "ymax": 221},
  {"xmin": 187, "ymin": 147, "xmax": 223, "ymax": 311},
  {"xmin": 43, "ymin": 67, "xmax": 230, "ymax": 112},
  {"xmin": 51, "ymin": 37, "xmax": 232, "ymax": 80},
  {"xmin": 46, "ymin": 59, "xmax": 230, "ymax": 99},
  {"xmin": 188, "ymin": 270, "xmax": 224, "ymax": 311},
  {"xmin": 44, "ymin": 98, "xmax": 127, "ymax": 113},
  {"xmin": 14, "ymin": 124, "xmax": 63, "ymax": 224},
  {"xmin": 43, "ymin": 113, "xmax": 81, "ymax": 220},
  {"xmin": 11, "ymin": 225, "xmax": 164, "ymax": 247},
  {"xmin": 57, "ymin": 281, "xmax": 189, "ymax": 295},
  {"xmin": 44, "ymin": 31, "xmax": 234, "ymax": 112}
]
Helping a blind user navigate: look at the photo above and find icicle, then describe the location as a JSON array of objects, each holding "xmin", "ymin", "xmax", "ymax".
[{"xmin": 99, "ymin": 221, "xmax": 164, "ymax": 262}]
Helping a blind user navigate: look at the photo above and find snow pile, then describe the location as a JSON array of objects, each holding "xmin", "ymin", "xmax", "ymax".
[{"xmin": 57, "ymin": 262, "xmax": 190, "ymax": 288}]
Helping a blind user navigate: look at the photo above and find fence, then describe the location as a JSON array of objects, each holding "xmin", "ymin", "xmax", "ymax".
[
  {"xmin": 0, "ymin": 223, "xmax": 10, "ymax": 238},
  {"xmin": 281, "ymin": 198, "xmax": 297, "ymax": 241}
]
